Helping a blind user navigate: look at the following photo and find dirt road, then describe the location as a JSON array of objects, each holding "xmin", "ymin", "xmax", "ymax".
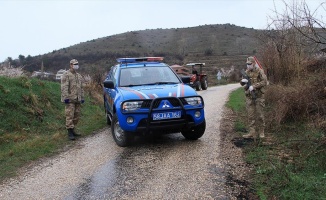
[{"xmin": 0, "ymin": 83, "xmax": 241, "ymax": 200}]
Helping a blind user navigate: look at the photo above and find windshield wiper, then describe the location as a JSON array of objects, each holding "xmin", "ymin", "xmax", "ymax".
[
  {"xmin": 153, "ymin": 82, "xmax": 179, "ymax": 85},
  {"xmin": 122, "ymin": 84, "xmax": 143, "ymax": 87},
  {"xmin": 131, "ymin": 81, "xmax": 179, "ymax": 87}
]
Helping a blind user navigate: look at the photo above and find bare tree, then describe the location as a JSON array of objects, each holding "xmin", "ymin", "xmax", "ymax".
[
  {"xmin": 220, "ymin": 65, "xmax": 235, "ymax": 82},
  {"xmin": 258, "ymin": 0, "xmax": 325, "ymax": 85},
  {"xmin": 0, "ymin": 65, "xmax": 25, "ymax": 77},
  {"xmin": 280, "ymin": 0, "xmax": 326, "ymax": 46}
]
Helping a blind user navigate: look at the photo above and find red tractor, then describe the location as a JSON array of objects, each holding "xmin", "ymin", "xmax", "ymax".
[{"xmin": 186, "ymin": 63, "xmax": 208, "ymax": 91}]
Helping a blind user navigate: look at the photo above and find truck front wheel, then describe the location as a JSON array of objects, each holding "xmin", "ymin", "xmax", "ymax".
[
  {"xmin": 181, "ymin": 120, "xmax": 206, "ymax": 140},
  {"xmin": 111, "ymin": 115, "xmax": 134, "ymax": 147}
]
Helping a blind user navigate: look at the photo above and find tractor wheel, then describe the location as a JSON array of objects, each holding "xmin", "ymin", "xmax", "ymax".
[
  {"xmin": 201, "ymin": 77, "xmax": 208, "ymax": 90},
  {"xmin": 195, "ymin": 81, "xmax": 201, "ymax": 91}
]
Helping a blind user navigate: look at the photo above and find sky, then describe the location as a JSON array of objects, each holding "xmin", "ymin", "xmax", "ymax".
[{"xmin": 0, "ymin": 0, "xmax": 325, "ymax": 62}]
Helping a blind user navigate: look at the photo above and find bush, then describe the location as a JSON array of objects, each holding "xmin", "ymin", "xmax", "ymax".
[
  {"xmin": 265, "ymin": 70, "xmax": 326, "ymax": 130},
  {"xmin": 204, "ymin": 48, "xmax": 213, "ymax": 56},
  {"xmin": 0, "ymin": 65, "xmax": 25, "ymax": 77}
]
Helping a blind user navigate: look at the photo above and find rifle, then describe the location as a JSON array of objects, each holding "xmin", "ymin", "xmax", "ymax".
[{"xmin": 240, "ymin": 69, "xmax": 256, "ymax": 100}]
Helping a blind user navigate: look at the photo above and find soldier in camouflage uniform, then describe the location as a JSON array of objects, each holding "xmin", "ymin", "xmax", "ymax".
[
  {"xmin": 240, "ymin": 56, "xmax": 268, "ymax": 139},
  {"xmin": 61, "ymin": 59, "xmax": 84, "ymax": 140}
]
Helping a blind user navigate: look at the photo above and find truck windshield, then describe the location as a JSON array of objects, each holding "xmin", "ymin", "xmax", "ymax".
[{"xmin": 119, "ymin": 66, "xmax": 180, "ymax": 86}]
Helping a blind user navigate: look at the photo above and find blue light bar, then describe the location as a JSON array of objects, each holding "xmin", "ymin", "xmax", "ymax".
[{"xmin": 117, "ymin": 57, "xmax": 164, "ymax": 63}]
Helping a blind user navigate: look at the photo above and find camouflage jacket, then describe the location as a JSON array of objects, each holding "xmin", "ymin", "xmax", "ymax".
[
  {"xmin": 245, "ymin": 67, "xmax": 267, "ymax": 98},
  {"xmin": 61, "ymin": 69, "xmax": 84, "ymax": 103}
]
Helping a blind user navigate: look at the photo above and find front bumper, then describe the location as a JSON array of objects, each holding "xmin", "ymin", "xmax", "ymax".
[
  {"xmin": 119, "ymin": 96, "xmax": 205, "ymax": 134},
  {"xmin": 136, "ymin": 115, "xmax": 196, "ymax": 133}
]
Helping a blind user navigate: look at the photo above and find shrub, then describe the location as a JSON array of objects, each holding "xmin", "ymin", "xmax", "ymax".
[
  {"xmin": 265, "ymin": 68, "xmax": 326, "ymax": 130},
  {"xmin": 0, "ymin": 65, "xmax": 25, "ymax": 77},
  {"xmin": 204, "ymin": 48, "xmax": 213, "ymax": 56}
]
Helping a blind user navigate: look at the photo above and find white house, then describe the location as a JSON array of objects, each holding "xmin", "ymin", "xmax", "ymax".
[
  {"xmin": 56, "ymin": 69, "xmax": 66, "ymax": 80},
  {"xmin": 31, "ymin": 71, "xmax": 54, "ymax": 78}
]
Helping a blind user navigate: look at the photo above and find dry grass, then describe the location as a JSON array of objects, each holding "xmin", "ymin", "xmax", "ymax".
[
  {"xmin": 264, "ymin": 61, "xmax": 326, "ymax": 131},
  {"xmin": 83, "ymin": 82, "xmax": 103, "ymax": 105}
]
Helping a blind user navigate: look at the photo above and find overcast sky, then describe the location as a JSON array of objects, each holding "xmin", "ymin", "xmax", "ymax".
[{"xmin": 0, "ymin": 0, "xmax": 325, "ymax": 62}]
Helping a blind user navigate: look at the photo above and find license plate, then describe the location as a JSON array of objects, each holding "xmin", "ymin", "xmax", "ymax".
[{"xmin": 153, "ymin": 111, "xmax": 181, "ymax": 120}]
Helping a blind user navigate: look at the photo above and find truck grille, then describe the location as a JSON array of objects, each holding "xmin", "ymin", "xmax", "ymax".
[{"xmin": 141, "ymin": 98, "xmax": 185, "ymax": 108}]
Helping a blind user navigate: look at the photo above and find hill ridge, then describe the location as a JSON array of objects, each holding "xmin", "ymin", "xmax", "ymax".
[{"xmin": 3, "ymin": 24, "xmax": 262, "ymax": 83}]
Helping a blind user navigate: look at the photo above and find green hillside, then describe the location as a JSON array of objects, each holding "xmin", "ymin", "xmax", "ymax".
[
  {"xmin": 0, "ymin": 76, "xmax": 63, "ymax": 133},
  {"xmin": 0, "ymin": 76, "xmax": 105, "ymax": 181}
]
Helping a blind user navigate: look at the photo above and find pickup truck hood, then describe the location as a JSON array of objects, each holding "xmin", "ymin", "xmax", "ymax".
[{"xmin": 118, "ymin": 83, "xmax": 197, "ymax": 99}]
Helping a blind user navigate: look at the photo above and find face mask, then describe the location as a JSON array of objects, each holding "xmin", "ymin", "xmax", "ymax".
[
  {"xmin": 73, "ymin": 65, "xmax": 79, "ymax": 70},
  {"xmin": 247, "ymin": 64, "xmax": 253, "ymax": 70}
]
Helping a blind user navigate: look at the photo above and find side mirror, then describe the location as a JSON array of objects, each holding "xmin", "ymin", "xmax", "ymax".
[
  {"xmin": 103, "ymin": 80, "xmax": 114, "ymax": 89},
  {"xmin": 181, "ymin": 76, "xmax": 190, "ymax": 84}
]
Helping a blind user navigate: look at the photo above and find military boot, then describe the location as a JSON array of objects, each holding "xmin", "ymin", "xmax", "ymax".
[
  {"xmin": 72, "ymin": 128, "xmax": 81, "ymax": 137},
  {"xmin": 67, "ymin": 128, "xmax": 75, "ymax": 140},
  {"xmin": 243, "ymin": 128, "xmax": 255, "ymax": 139}
]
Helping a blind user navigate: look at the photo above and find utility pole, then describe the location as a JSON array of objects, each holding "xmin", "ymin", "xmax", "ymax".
[
  {"xmin": 41, "ymin": 61, "xmax": 44, "ymax": 78},
  {"xmin": 41, "ymin": 61, "xmax": 44, "ymax": 72}
]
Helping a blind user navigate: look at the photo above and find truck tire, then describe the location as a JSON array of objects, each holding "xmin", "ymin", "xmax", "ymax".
[
  {"xmin": 105, "ymin": 109, "xmax": 112, "ymax": 125},
  {"xmin": 181, "ymin": 120, "xmax": 206, "ymax": 140},
  {"xmin": 111, "ymin": 115, "xmax": 134, "ymax": 147}
]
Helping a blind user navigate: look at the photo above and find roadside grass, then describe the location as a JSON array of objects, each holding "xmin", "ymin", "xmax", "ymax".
[
  {"xmin": 0, "ymin": 76, "xmax": 106, "ymax": 182},
  {"xmin": 226, "ymin": 88, "xmax": 247, "ymax": 133},
  {"xmin": 226, "ymin": 88, "xmax": 326, "ymax": 199},
  {"xmin": 226, "ymin": 87, "xmax": 245, "ymax": 113}
]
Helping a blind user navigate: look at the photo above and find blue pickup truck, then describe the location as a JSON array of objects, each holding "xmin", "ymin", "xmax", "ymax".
[{"xmin": 103, "ymin": 57, "xmax": 206, "ymax": 147}]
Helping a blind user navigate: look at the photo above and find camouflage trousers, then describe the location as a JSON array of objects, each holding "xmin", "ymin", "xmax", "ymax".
[
  {"xmin": 246, "ymin": 96, "xmax": 265, "ymax": 137},
  {"xmin": 65, "ymin": 103, "xmax": 81, "ymax": 129}
]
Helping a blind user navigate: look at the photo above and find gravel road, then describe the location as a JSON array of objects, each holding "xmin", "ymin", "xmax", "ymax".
[{"xmin": 0, "ymin": 83, "xmax": 241, "ymax": 200}]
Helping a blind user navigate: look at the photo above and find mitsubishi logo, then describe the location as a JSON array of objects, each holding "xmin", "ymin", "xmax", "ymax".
[{"xmin": 162, "ymin": 100, "xmax": 170, "ymax": 108}]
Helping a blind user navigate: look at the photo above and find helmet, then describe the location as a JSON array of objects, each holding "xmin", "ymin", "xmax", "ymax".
[
  {"xmin": 70, "ymin": 59, "xmax": 78, "ymax": 65},
  {"xmin": 246, "ymin": 57, "xmax": 255, "ymax": 64}
]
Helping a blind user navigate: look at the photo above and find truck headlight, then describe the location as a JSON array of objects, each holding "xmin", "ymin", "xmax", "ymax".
[
  {"xmin": 184, "ymin": 97, "xmax": 202, "ymax": 106},
  {"xmin": 122, "ymin": 101, "xmax": 143, "ymax": 111}
]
